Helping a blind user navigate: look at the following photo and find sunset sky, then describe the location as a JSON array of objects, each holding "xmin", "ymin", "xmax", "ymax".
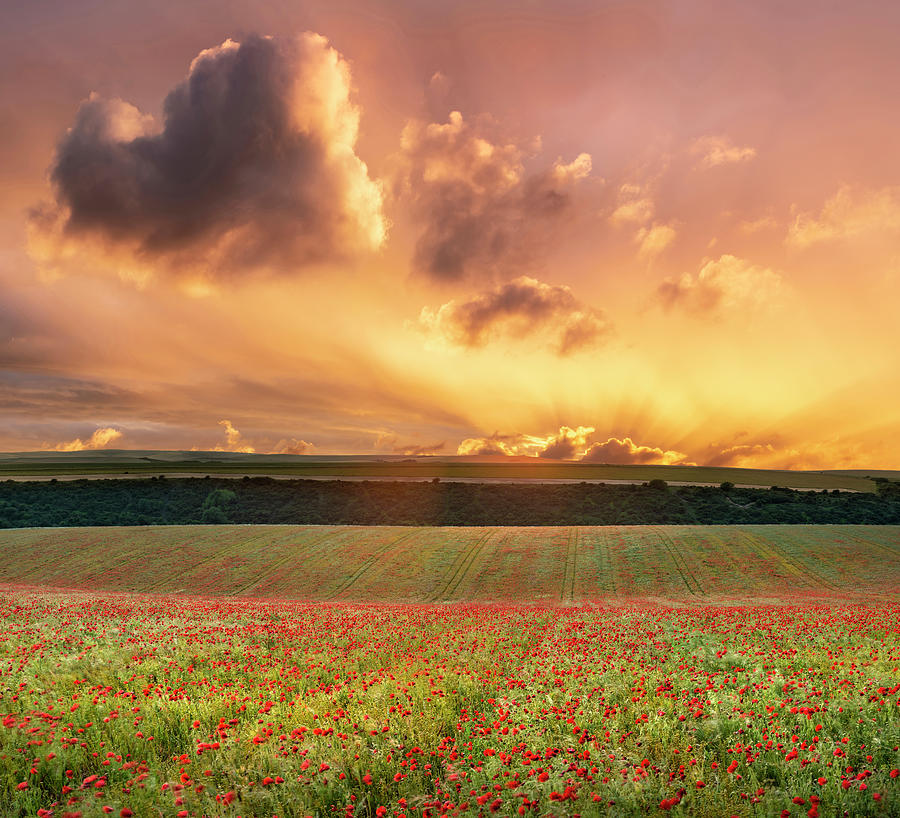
[{"xmin": 2, "ymin": 0, "xmax": 900, "ymax": 468}]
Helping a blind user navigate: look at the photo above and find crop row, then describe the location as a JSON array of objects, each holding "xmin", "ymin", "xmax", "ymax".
[{"xmin": 1, "ymin": 525, "xmax": 897, "ymax": 602}]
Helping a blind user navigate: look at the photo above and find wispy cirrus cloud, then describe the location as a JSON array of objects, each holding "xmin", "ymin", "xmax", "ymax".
[
  {"xmin": 690, "ymin": 135, "xmax": 757, "ymax": 169},
  {"xmin": 787, "ymin": 185, "xmax": 900, "ymax": 248},
  {"xmin": 393, "ymin": 441, "xmax": 447, "ymax": 456}
]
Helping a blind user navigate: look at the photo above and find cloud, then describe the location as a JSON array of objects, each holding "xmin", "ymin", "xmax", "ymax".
[
  {"xmin": 786, "ymin": 185, "xmax": 900, "ymax": 248},
  {"xmin": 271, "ymin": 437, "xmax": 313, "ymax": 455},
  {"xmin": 396, "ymin": 110, "xmax": 592, "ymax": 281},
  {"xmin": 417, "ymin": 275, "xmax": 611, "ymax": 355},
  {"xmin": 458, "ymin": 427, "xmax": 689, "ymax": 463},
  {"xmin": 580, "ymin": 436, "xmax": 690, "ymax": 465},
  {"xmin": 609, "ymin": 182, "xmax": 675, "ymax": 261},
  {"xmin": 29, "ymin": 33, "xmax": 386, "ymax": 283},
  {"xmin": 214, "ymin": 424, "xmax": 312, "ymax": 455},
  {"xmin": 538, "ymin": 426, "xmax": 595, "ymax": 459},
  {"xmin": 610, "ymin": 186, "xmax": 654, "ymax": 226},
  {"xmin": 700, "ymin": 438, "xmax": 864, "ymax": 471},
  {"xmin": 739, "ymin": 215, "xmax": 778, "ymax": 234},
  {"xmin": 214, "ymin": 419, "xmax": 255, "ymax": 453},
  {"xmin": 704, "ymin": 442, "xmax": 777, "ymax": 467},
  {"xmin": 636, "ymin": 223, "xmax": 677, "ymax": 260},
  {"xmin": 51, "ymin": 426, "xmax": 122, "ymax": 452},
  {"xmin": 655, "ymin": 254, "xmax": 783, "ymax": 315},
  {"xmin": 393, "ymin": 441, "xmax": 446, "ymax": 456},
  {"xmin": 0, "ymin": 292, "xmax": 66, "ymax": 369},
  {"xmin": 691, "ymin": 135, "xmax": 757, "ymax": 169},
  {"xmin": 457, "ymin": 429, "xmax": 566, "ymax": 458}
]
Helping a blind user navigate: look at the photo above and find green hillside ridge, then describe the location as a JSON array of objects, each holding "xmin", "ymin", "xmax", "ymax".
[{"xmin": 0, "ymin": 449, "xmax": 894, "ymax": 491}]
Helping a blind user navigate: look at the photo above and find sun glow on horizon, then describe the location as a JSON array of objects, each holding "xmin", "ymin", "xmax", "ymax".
[{"xmin": 1, "ymin": 1, "xmax": 899, "ymax": 468}]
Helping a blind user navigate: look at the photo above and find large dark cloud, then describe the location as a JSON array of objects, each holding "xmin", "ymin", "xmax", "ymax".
[
  {"xmin": 29, "ymin": 33, "xmax": 386, "ymax": 280},
  {"xmin": 396, "ymin": 110, "xmax": 592, "ymax": 281},
  {"xmin": 419, "ymin": 275, "xmax": 610, "ymax": 355}
]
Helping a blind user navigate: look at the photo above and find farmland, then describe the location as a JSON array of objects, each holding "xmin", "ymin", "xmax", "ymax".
[
  {"xmin": 1, "ymin": 524, "xmax": 899, "ymax": 817},
  {"xmin": 0, "ymin": 593, "xmax": 898, "ymax": 817},
  {"xmin": 0, "ymin": 450, "xmax": 884, "ymax": 492},
  {"xmin": 1, "ymin": 524, "xmax": 899, "ymax": 602}
]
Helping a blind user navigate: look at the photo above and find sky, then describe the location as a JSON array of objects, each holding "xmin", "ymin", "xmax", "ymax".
[{"xmin": 2, "ymin": 0, "xmax": 900, "ymax": 468}]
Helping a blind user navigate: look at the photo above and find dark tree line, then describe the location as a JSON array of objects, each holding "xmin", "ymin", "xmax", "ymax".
[{"xmin": 1, "ymin": 477, "xmax": 900, "ymax": 527}]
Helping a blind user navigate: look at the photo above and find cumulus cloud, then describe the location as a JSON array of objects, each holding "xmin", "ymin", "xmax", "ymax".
[
  {"xmin": 610, "ymin": 187, "xmax": 654, "ymax": 226},
  {"xmin": 655, "ymin": 254, "xmax": 783, "ymax": 315},
  {"xmin": 272, "ymin": 437, "xmax": 313, "ymax": 455},
  {"xmin": 51, "ymin": 426, "xmax": 122, "ymax": 452},
  {"xmin": 214, "ymin": 419, "xmax": 255, "ymax": 453},
  {"xmin": 636, "ymin": 223, "xmax": 677, "ymax": 260},
  {"xmin": 691, "ymin": 135, "xmax": 757, "ymax": 169},
  {"xmin": 417, "ymin": 275, "xmax": 611, "ymax": 355},
  {"xmin": 538, "ymin": 426, "xmax": 595, "ymax": 459},
  {"xmin": 609, "ymin": 182, "xmax": 675, "ymax": 261},
  {"xmin": 786, "ymin": 185, "xmax": 900, "ymax": 248},
  {"xmin": 580, "ymin": 436, "xmax": 690, "ymax": 465},
  {"xmin": 396, "ymin": 110, "xmax": 592, "ymax": 281},
  {"xmin": 457, "ymin": 426, "xmax": 683, "ymax": 463},
  {"xmin": 458, "ymin": 433, "xmax": 527, "ymax": 457},
  {"xmin": 457, "ymin": 429, "xmax": 563, "ymax": 458},
  {"xmin": 29, "ymin": 33, "xmax": 386, "ymax": 283}
]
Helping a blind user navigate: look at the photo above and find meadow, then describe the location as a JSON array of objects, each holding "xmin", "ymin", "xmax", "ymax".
[
  {"xmin": 1, "ymin": 525, "xmax": 899, "ymax": 817},
  {"xmin": 0, "ymin": 594, "xmax": 898, "ymax": 817}
]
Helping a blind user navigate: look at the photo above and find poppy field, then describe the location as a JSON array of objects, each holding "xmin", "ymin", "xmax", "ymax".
[
  {"xmin": 1, "ymin": 524, "xmax": 899, "ymax": 817},
  {"xmin": 1, "ymin": 524, "xmax": 899, "ymax": 602},
  {"xmin": 0, "ymin": 592, "xmax": 899, "ymax": 817}
]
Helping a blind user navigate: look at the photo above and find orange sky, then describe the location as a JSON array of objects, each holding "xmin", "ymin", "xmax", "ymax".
[{"xmin": 2, "ymin": 0, "xmax": 900, "ymax": 467}]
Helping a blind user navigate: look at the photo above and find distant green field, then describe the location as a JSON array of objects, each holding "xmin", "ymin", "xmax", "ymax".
[
  {"xmin": 0, "ymin": 450, "xmax": 883, "ymax": 491},
  {"xmin": 2, "ymin": 524, "xmax": 897, "ymax": 602}
]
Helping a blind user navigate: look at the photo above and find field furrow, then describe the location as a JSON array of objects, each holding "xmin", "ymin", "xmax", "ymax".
[{"xmin": 1, "ymin": 524, "xmax": 898, "ymax": 602}]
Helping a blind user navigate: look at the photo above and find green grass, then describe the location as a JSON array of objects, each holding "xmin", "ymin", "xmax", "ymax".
[{"xmin": 2, "ymin": 524, "xmax": 898, "ymax": 602}]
